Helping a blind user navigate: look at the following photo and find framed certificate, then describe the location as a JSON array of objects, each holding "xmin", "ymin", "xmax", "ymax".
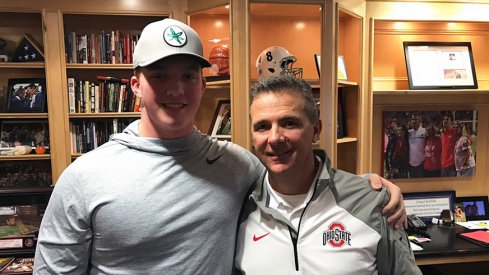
[
  {"xmin": 403, "ymin": 191, "xmax": 456, "ymax": 220},
  {"xmin": 403, "ymin": 41, "xmax": 478, "ymax": 90}
]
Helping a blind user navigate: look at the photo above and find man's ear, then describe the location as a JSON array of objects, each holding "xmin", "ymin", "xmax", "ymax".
[
  {"xmin": 130, "ymin": 75, "xmax": 141, "ymax": 98},
  {"xmin": 312, "ymin": 119, "xmax": 322, "ymax": 143},
  {"xmin": 201, "ymin": 73, "xmax": 207, "ymax": 95}
]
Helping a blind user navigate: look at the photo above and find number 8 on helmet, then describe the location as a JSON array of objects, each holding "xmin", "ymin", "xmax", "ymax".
[{"xmin": 255, "ymin": 46, "xmax": 303, "ymax": 79}]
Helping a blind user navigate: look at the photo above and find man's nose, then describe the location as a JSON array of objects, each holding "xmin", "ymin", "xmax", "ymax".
[{"xmin": 268, "ymin": 126, "xmax": 287, "ymax": 144}]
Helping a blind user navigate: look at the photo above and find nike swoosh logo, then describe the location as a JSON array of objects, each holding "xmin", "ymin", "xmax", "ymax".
[
  {"xmin": 253, "ymin": 233, "xmax": 270, "ymax": 242},
  {"xmin": 206, "ymin": 154, "xmax": 223, "ymax": 164}
]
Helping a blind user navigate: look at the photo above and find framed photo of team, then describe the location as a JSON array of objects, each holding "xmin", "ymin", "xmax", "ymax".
[{"xmin": 382, "ymin": 110, "xmax": 477, "ymax": 179}]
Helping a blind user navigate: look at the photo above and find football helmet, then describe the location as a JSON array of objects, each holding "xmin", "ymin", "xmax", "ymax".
[{"xmin": 256, "ymin": 46, "xmax": 303, "ymax": 79}]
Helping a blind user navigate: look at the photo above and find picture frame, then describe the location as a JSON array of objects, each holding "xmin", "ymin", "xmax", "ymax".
[
  {"xmin": 208, "ymin": 100, "xmax": 231, "ymax": 139},
  {"xmin": 338, "ymin": 55, "xmax": 348, "ymax": 80},
  {"xmin": 403, "ymin": 41, "xmax": 478, "ymax": 89},
  {"xmin": 0, "ymin": 160, "xmax": 52, "ymax": 189},
  {"xmin": 314, "ymin": 54, "xmax": 321, "ymax": 77},
  {"xmin": 6, "ymin": 78, "xmax": 47, "ymax": 113},
  {"xmin": 313, "ymin": 54, "xmax": 349, "ymax": 81},
  {"xmin": 403, "ymin": 191, "xmax": 456, "ymax": 221},
  {"xmin": 382, "ymin": 110, "xmax": 477, "ymax": 179},
  {"xmin": 0, "ymin": 120, "xmax": 50, "ymax": 148},
  {"xmin": 455, "ymin": 196, "xmax": 489, "ymax": 221}
]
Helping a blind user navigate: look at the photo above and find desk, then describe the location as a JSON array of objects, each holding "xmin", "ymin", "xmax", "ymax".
[{"xmin": 414, "ymin": 223, "xmax": 489, "ymax": 266}]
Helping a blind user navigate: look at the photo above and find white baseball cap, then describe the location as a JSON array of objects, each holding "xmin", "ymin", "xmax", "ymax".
[{"xmin": 133, "ymin": 18, "xmax": 212, "ymax": 69}]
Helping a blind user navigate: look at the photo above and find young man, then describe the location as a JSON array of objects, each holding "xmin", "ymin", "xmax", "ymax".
[
  {"xmin": 34, "ymin": 19, "xmax": 405, "ymax": 274},
  {"xmin": 235, "ymin": 76, "xmax": 421, "ymax": 274}
]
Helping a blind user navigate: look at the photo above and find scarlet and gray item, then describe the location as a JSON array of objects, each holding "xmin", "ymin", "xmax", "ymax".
[
  {"xmin": 255, "ymin": 46, "xmax": 303, "ymax": 79},
  {"xmin": 235, "ymin": 150, "xmax": 422, "ymax": 275},
  {"xmin": 209, "ymin": 44, "xmax": 230, "ymax": 75}
]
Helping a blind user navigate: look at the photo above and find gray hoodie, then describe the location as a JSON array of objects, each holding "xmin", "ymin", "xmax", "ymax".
[{"xmin": 34, "ymin": 120, "xmax": 264, "ymax": 275}]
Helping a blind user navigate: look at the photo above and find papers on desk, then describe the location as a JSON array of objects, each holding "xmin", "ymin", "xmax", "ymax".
[
  {"xmin": 455, "ymin": 220, "xmax": 489, "ymax": 230},
  {"xmin": 410, "ymin": 241, "xmax": 423, "ymax": 251},
  {"xmin": 458, "ymin": 230, "xmax": 489, "ymax": 247}
]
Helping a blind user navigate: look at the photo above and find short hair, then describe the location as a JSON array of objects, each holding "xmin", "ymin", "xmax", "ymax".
[{"xmin": 250, "ymin": 76, "xmax": 318, "ymax": 123}]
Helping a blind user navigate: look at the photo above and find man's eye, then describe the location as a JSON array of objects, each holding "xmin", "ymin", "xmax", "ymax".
[
  {"xmin": 185, "ymin": 74, "xmax": 198, "ymax": 81},
  {"xmin": 253, "ymin": 124, "xmax": 269, "ymax": 132},
  {"xmin": 284, "ymin": 121, "xmax": 299, "ymax": 128}
]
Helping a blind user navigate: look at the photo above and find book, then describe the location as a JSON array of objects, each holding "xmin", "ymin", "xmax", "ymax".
[
  {"xmin": 67, "ymin": 77, "xmax": 76, "ymax": 113},
  {"xmin": 458, "ymin": 230, "xmax": 489, "ymax": 247}
]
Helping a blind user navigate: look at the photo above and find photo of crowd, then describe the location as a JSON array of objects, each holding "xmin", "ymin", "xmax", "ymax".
[{"xmin": 383, "ymin": 110, "xmax": 477, "ymax": 179}]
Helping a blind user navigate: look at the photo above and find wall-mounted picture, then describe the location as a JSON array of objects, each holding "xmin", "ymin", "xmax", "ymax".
[
  {"xmin": 6, "ymin": 78, "xmax": 47, "ymax": 113},
  {"xmin": 382, "ymin": 110, "xmax": 477, "ymax": 179},
  {"xmin": 0, "ymin": 120, "xmax": 49, "ymax": 148},
  {"xmin": 403, "ymin": 41, "xmax": 478, "ymax": 89},
  {"xmin": 208, "ymin": 100, "xmax": 231, "ymax": 139}
]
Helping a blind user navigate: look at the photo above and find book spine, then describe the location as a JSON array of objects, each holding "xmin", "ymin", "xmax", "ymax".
[
  {"xmin": 94, "ymin": 85, "xmax": 100, "ymax": 113},
  {"xmin": 84, "ymin": 80, "xmax": 91, "ymax": 113},
  {"xmin": 68, "ymin": 77, "xmax": 76, "ymax": 113},
  {"xmin": 90, "ymin": 82, "xmax": 95, "ymax": 113},
  {"xmin": 79, "ymin": 80, "xmax": 85, "ymax": 113}
]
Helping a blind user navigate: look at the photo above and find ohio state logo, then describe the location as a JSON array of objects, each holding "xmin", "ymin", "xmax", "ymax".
[{"xmin": 323, "ymin": 222, "xmax": 352, "ymax": 248}]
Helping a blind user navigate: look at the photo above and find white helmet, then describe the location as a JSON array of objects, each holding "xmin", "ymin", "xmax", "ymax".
[{"xmin": 256, "ymin": 46, "xmax": 303, "ymax": 79}]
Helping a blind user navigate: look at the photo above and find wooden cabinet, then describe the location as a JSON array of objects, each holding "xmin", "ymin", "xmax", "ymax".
[
  {"xmin": 368, "ymin": 1, "xmax": 489, "ymax": 197},
  {"xmin": 0, "ymin": 10, "xmax": 52, "ymax": 262},
  {"xmin": 60, "ymin": 12, "xmax": 165, "ymax": 157},
  {"xmin": 187, "ymin": 0, "xmax": 365, "ymax": 172}
]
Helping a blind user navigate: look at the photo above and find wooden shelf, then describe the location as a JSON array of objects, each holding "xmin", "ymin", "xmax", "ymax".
[
  {"xmin": 66, "ymin": 63, "xmax": 133, "ymax": 70},
  {"xmin": 0, "ymin": 154, "xmax": 51, "ymax": 161},
  {"xmin": 373, "ymin": 89, "xmax": 489, "ymax": 96},
  {"xmin": 337, "ymin": 137, "xmax": 357, "ymax": 144},
  {"xmin": 69, "ymin": 112, "xmax": 140, "ymax": 118},
  {"xmin": 0, "ymin": 62, "xmax": 45, "ymax": 69},
  {"xmin": 0, "ymin": 113, "xmax": 48, "ymax": 119},
  {"xmin": 206, "ymin": 79, "xmax": 230, "ymax": 89},
  {"xmin": 338, "ymin": 79, "xmax": 358, "ymax": 87}
]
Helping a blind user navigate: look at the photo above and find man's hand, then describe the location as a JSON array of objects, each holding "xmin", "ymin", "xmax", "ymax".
[{"xmin": 365, "ymin": 173, "xmax": 407, "ymax": 230}]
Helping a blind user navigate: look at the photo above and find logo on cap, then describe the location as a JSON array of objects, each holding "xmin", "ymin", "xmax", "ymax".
[{"xmin": 163, "ymin": 25, "xmax": 187, "ymax": 47}]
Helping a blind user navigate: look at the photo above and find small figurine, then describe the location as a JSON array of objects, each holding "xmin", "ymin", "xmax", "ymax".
[{"xmin": 0, "ymin": 145, "xmax": 32, "ymax": 156}]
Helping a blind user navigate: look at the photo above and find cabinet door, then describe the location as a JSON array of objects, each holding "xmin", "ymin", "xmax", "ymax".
[
  {"xmin": 188, "ymin": 4, "xmax": 232, "ymax": 141},
  {"xmin": 0, "ymin": 11, "xmax": 54, "ymax": 191}
]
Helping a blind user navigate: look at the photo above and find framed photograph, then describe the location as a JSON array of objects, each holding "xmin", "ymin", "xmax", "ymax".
[
  {"xmin": 0, "ymin": 160, "xmax": 52, "ymax": 189},
  {"xmin": 313, "ymin": 54, "xmax": 348, "ymax": 81},
  {"xmin": 0, "ymin": 120, "xmax": 49, "ymax": 148},
  {"xmin": 382, "ymin": 110, "xmax": 477, "ymax": 179},
  {"xmin": 403, "ymin": 41, "xmax": 478, "ymax": 89},
  {"xmin": 208, "ymin": 100, "xmax": 231, "ymax": 139},
  {"xmin": 403, "ymin": 191, "xmax": 456, "ymax": 221},
  {"xmin": 6, "ymin": 78, "xmax": 47, "ymax": 113},
  {"xmin": 455, "ymin": 196, "xmax": 489, "ymax": 221},
  {"xmin": 338, "ymin": 55, "xmax": 348, "ymax": 80},
  {"xmin": 314, "ymin": 54, "xmax": 321, "ymax": 77}
]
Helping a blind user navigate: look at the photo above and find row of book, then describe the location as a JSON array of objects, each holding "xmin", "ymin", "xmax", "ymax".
[
  {"xmin": 65, "ymin": 31, "xmax": 140, "ymax": 64},
  {"xmin": 69, "ymin": 118, "xmax": 136, "ymax": 154},
  {"xmin": 0, "ymin": 257, "xmax": 33, "ymax": 274},
  {"xmin": 67, "ymin": 76, "xmax": 141, "ymax": 113}
]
